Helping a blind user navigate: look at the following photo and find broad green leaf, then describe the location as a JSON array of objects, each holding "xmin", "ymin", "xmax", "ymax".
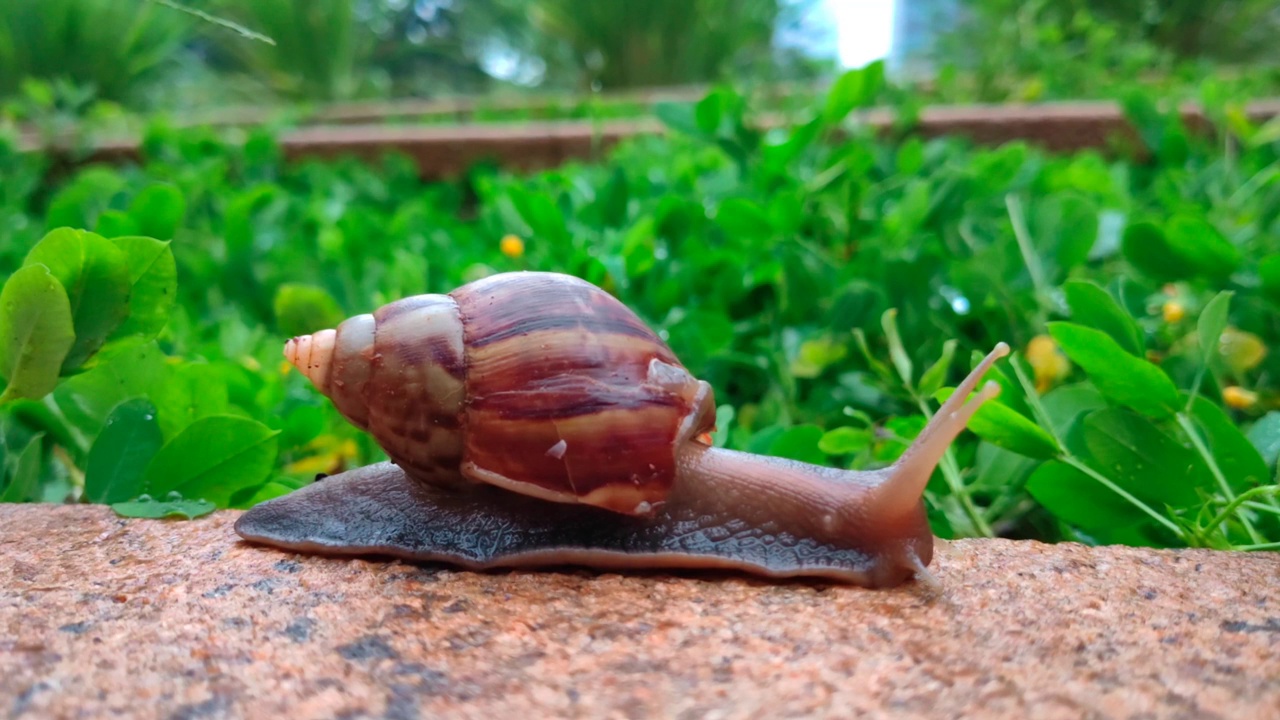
[
  {"xmin": 110, "ymin": 236, "xmax": 177, "ymax": 340},
  {"xmin": 233, "ymin": 482, "xmax": 295, "ymax": 509},
  {"xmin": 112, "ymin": 497, "xmax": 216, "ymax": 519},
  {"xmin": 1121, "ymin": 221, "xmax": 1192, "ymax": 282},
  {"xmin": 509, "ymin": 187, "xmax": 568, "ymax": 244},
  {"xmin": 54, "ymin": 341, "xmax": 168, "ymax": 435},
  {"xmin": 1026, "ymin": 460, "xmax": 1148, "ymax": 532},
  {"xmin": 273, "ymin": 283, "xmax": 345, "ymax": 338},
  {"xmin": 0, "ymin": 433, "xmax": 44, "ymax": 503},
  {"xmin": 969, "ymin": 401, "xmax": 1061, "ymax": 459},
  {"xmin": 790, "ymin": 336, "xmax": 848, "ymax": 379},
  {"xmin": 1245, "ymin": 412, "xmax": 1280, "ymax": 470},
  {"xmin": 23, "ymin": 228, "xmax": 131, "ymax": 371},
  {"xmin": 1047, "ymin": 322, "xmax": 1179, "ymax": 418},
  {"xmin": 96, "ymin": 210, "xmax": 139, "ymax": 238},
  {"xmin": 936, "ymin": 387, "xmax": 1060, "ymax": 459},
  {"xmin": 143, "ymin": 416, "xmax": 280, "ymax": 507},
  {"xmin": 1039, "ymin": 383, "xmax": 1107, "ymax": 439},
  {"xmin": 716, "ymin": 198, "xmax": 772, "ymax": 241},
  {"xmin": 654, "ymin": 102, "xmax": 700, "ymax": 136},
  {"xmin": 128, "ymin": 184, "xmax": 187, "ymax": 240},
  {"xmin": 1062, "ymin": 280, "xmax": 1143, "ymax": 356},
  {"xmin": 1196, "ymin": 291, "xmax": 1232, "ymax": 368},
  {"xmin": 1032, "ymin": 194, "xmax": 1098, "ymax": 276},
  {"xmin": 1261, "ymin": 255, "xmax": 1280, "ymax": 306},
  {"xmin": 1184, "ymin": 395, "xmax": 1269, "ymax": 492},
  {"xmin": 694, "ymin": 91, "xmax": 723, "ymax": 135},
  {"xmin": 0, "ymin": 265, "xmax": 75, "ymax": 404},
  {"xmin": 917, "ymin": 339, "xmax": 957, "ymax": 397},
  {"xmin": 1082, "ymin": 408, "xmax": 1208, "ymax": 507},
  {"xmin": 84, "ymin": 399, "xmax": 164, "ymax": 504},
  {"xmin": 768, "ymin": 424, "xmax": 826, "ymax": 465},
  {"xmin": 596, "ymin": 167, "xmax": 629, "ymax": 229},
  {"xmin": 1164, "ymin": 216, "xmax": 1241, "ymax": 282},
  {"xmin": 151, "ymin": 362, "xmax": 231, "ymax": 440},
  {"xmin": 818, "ymin": 426, "xmax": 872, "ymax": 455},
  {"xmin": 824, "ymin": 61, "xmax": 884, "ymax": 124}
]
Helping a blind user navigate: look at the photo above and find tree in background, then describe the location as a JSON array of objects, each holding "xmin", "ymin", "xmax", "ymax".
[
  {"xmin": 0, "ymin": 0, "xmax": 194, "ymax": 105},
  {"xmin": 920, "ymin": 0, "xmax": 1280, "ymax": 101}
]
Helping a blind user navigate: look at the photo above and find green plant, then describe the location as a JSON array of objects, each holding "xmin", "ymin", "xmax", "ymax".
[
  {"xmin": 0, "ymin": 0, "xmax": 194, "ymax": 105},
  {"xmin": 1, "ymin": 73, "xmax": 1277, "ymax": 552},
  {"xmin": 206, "ymin": 0, "xmax": 370, "ymax": 101}
]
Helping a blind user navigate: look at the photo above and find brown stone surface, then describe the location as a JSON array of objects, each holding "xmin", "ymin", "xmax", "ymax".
[
  {"xmin": 23, "ymin": 100, "xmax": 1280, "ymax": 181},
  {"xmin": 2, "ymin": 504, "xmax": 1278, "ymax": 719}
]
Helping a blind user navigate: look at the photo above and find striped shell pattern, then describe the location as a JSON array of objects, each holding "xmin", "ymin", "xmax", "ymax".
[{"xmin": 286, "ymin": 272, "xmax": 717, "ymax": 515}]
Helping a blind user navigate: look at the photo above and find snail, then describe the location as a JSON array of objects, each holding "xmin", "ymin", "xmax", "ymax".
[{"xmin": 235, "ymin": 272, "xmax": 1008, "ymax": 588}]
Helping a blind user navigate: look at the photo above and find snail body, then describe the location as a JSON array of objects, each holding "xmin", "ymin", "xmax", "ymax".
[{"xmin": 236, "ymin": 272, "xmax": 1008, "ymax": 588}]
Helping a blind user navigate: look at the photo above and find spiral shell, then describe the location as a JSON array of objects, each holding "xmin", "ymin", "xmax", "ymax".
[{"xmin": 286, "ymin": 272, "xmax": 716, "ymax": 515}]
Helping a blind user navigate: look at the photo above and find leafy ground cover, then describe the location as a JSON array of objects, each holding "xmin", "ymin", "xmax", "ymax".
[{"xmin": 1, "ymin": 66, "xmax": 1278, "ymax": 549}]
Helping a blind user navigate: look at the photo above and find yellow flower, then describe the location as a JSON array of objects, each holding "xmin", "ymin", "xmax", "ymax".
[
  {"xmin": 1162, "ymin": 301, "xmax": 1185, "ymax": 323},
  {"xmin": 1223, "ymin": 386, "xmax": 1258, "ymax": 410},
  {"xmin": 1026, "ymin": 334, "xmax": 1070, "ymax": 393},
  {"xmin": 500, "ymin": 234, "xmax": 524, "ymax": 259}
]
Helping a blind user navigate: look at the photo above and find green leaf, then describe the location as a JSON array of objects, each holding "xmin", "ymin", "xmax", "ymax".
[
  {"xmin": 694, "ymin": 91, "xmax": 723, "ymax": 135},
  {"xmin": 96, "ymin": 210, "xmax": 139, "ymax": 238},
  {"xmin": 824, "ymin": 61, "xmax": 884, "ymax": 124},
  {"xmin": 0, "ymin": 265, "xmax": 75, "ymax": 404},
  {"xmin": 969, "ymin": 401, "xmax": 1061, "ymax": 460},
  {"xmin": 880, "ymin": 309, "xmax": 913, "ymax": 386},
  {"xmin": 1196, "ymin": 291, "xmax": 1232, "ymax": 368},
  {"xmin": 1184, "ymin": 395, "xmax": 1269, "ymax": 492},
  {"xmin": 768, "ymin": 424, "xmax": 826, "ymax": 464},
  {"xmin": 54, "ymin": 341, "xmax": 169, "ymax": 436},
  {"xmin": 790, "ymin": 336, "xmax": 848, "ymax": 379},
  {"xmin": 1062, "ymin": 280, "xmax": 1143, "ymax": 356},
  {"xmin": 1260, "ymin": 255, "xmax": 1280, "ymax": 306},
  {"xmin": 715, "ymin": 198, "xmax": 772, "ymax": 241},
  {"xmin": 1121, "ymin": 221, "xmax": 1192, "ymax": 282},
  {"xmin": 1026, "ymin": 460, "xmax": 1147, "ymax": 531},
  {"xmin": 711, "ymin": 405, "xmax": 735, "ymax": 448},
  {"xmin": 84, "ymin": 398, "xmax": 164, "ymax": 504},
  {"xmin": 128, "ymin": 184, "xmax": 186, "ymax": 240},
  {"xmin": 110, "ymin": 236, "xmax": 177, "ymax": 340},
  {"xmin": 234, "ymin": 482, "xmax": 295, "ymax": 509},
  {"xmin": 0, "ymin": 433, "xmax": 44, "ymax": 503},
  {"xmin": 23, "ymin": 228, "xmax": 132, "ymax": 371},
  {"xmin": 1082, "ymin": 408, "xmax": 1208, "ymax": 507},
  {"xmin": 654, "ymin": 102, "xmax": 699, "ymax": 136},
  {"xmin": 1047, "ymin": 322, "xmax": 1179, "ymax": 418},
  {"xmin": 1164, "ymin": 216, "xmax": 1241, "ymax": 282},
  {"xmin": 273, "ymin": 283, "xmax": 345, "ymax": 338},
  {"xmin": 818, "ymin": 426, "xmax": 872, "ymax": 455},
  {"xmin": 509, "ymin": 187, "xmax": 568, "ymax": 244},
  {"xmin": 1121, "ymin": 218, "xmax": 1241, "ymax": 283},
  {"xmin": 111, "ymin": 497, "xmax": 216, "ymax": 519},
  {"xmin": 143, "ymin": 416, "xmax": 280, "ymax": 507},
  {"xmin": 917, "ymin": 339, "xmax": 957, "ymax": 397},
  {"xmin": 1245, "ymin": 412, "xmax": 1280, "ymax": 470}
]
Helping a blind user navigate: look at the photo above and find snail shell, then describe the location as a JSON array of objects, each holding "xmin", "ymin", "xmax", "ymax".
[
  {"xmin": 238, "ymin": 271, "xmax": 1008, "ymax": 588},
  {"xmin": 284, "ymin": 272, "xmax": 715, "ymax": 515}
]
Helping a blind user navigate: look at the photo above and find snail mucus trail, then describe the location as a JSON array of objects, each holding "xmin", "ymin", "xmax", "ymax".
[{"xmin": 235, "ymin": 272, "xmax": 1009, "ymax": 588}]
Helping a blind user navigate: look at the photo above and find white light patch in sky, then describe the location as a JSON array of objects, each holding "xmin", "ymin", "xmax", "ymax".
[{"xmin": 829, "ymin": 0, "xmax": 897, "ymax": 68}]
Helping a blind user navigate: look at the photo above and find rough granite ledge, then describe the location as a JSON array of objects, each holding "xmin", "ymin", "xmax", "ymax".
[{"xmin": 1, "ymin": 504, "xmax": 1277, "ymax": 720}]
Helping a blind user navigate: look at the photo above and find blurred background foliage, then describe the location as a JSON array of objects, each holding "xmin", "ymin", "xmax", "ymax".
[
  {"xmin": 2, "ymin": 1, "xmax": 1280, "ymax": 541},
  {"xmin": 2, "ymin": 0, "xmax": 1278, "ymax": 117}
]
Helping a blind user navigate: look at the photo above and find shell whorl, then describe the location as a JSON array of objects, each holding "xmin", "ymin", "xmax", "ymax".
[{"xmin": 286, "ymin": 272, "xmax": 716, "ymax": 515}]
